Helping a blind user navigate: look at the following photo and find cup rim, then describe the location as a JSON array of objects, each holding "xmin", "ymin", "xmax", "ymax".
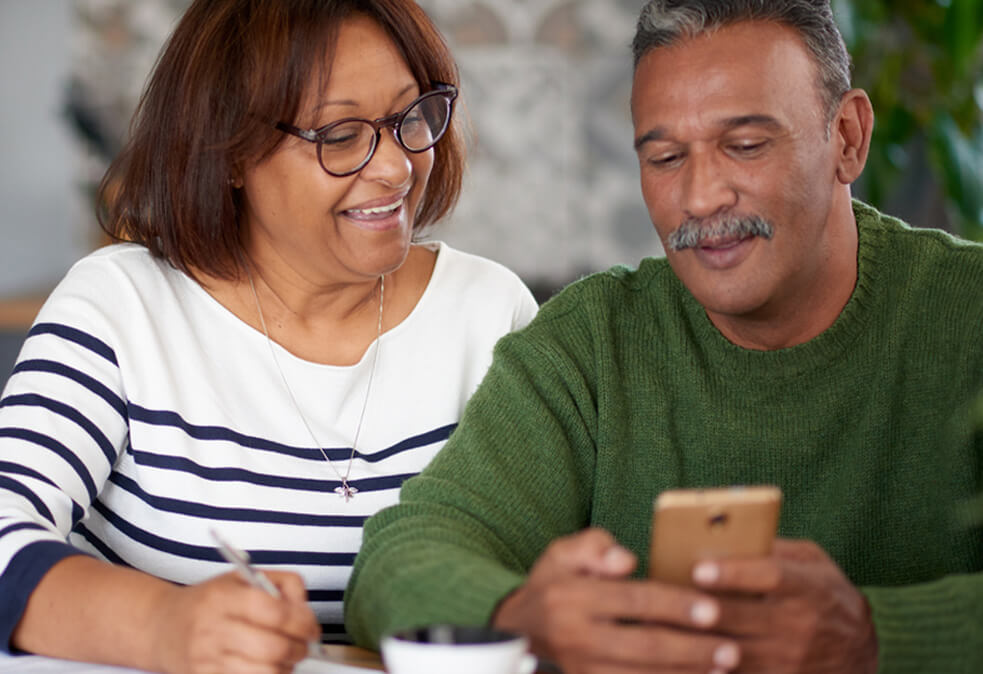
[{"xmin": 382, "ymin": 624, "xmax": 526, "ymax": 646}]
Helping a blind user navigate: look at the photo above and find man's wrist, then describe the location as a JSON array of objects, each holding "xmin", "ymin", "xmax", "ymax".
[
  {"xmin": 489, "ymin": 585, "xmax": 523, "ymax": 631},
  {"xmin": 857, "ymin": 597, "xmax": 879, "ymax": 674}
]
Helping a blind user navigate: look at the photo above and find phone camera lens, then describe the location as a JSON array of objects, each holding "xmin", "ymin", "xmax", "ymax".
[{"xmin": 708, "ymin": 511, "xmax": 729, "ymax": 530}]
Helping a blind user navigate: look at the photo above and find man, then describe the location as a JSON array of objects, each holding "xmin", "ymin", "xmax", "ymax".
[{"xmin": 346, "ymin": 1, "xmax": 983, "ymax": 672}]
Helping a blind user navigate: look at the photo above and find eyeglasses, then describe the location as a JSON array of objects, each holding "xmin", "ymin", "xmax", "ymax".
[{"xmin": 276, "ymin": 82, "xmax": 458, "ymax": 177}]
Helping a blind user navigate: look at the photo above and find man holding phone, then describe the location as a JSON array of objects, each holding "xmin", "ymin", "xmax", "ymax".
[{"xmin": 346, "ymin": 1, "xmax": 983, "ymax": 672}]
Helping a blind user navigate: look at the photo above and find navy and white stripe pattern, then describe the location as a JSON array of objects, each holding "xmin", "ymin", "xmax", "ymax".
[{"xmin": 0, "ymin": 242, "xmax": 537, "ymax": 647}]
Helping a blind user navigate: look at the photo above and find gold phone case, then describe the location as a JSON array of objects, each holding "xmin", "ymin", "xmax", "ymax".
[{"xmin": 648, "ymin": 486, "xmax": 782, "ymax": 586}]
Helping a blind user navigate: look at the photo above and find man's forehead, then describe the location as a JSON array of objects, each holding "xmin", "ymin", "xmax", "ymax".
[
  {"xmin": 630, "ymin": 21, "xmax": 823, "ymax": 132},
  {"xmin": 634, "ymin": 19, "xmax": 813, "ymax": 69},
  {"xmin": 632, "ymin": 20, "xmax": 819, "ymax": 93}
]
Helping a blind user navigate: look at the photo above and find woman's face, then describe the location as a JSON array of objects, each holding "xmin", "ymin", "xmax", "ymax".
[{"xmin": 239, "ymin": 13, "xmax": 434, "ymax": 286}]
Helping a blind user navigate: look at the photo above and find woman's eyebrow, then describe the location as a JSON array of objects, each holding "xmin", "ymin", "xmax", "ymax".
[{"xmin": 310, "ymin": 83, "xmax": 419, "ymax": 115}]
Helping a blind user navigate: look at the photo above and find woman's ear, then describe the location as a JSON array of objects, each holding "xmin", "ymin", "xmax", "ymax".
[{"xmin": 833, "ymin": 88, "xmax": 874, "ymax": 185}]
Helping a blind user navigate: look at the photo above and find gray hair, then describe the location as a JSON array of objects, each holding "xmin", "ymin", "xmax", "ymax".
[{"xmin": 632, "ymin": 0, "xmax": 852, "ymax": 124}]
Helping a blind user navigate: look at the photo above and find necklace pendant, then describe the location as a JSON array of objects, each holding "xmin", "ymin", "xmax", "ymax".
[{"xmin": 335, "ymin": 484, "xmax": 358, "ymax": 501}]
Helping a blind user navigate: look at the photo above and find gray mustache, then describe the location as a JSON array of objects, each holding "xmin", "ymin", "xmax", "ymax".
[{"xmin": 667, "ymin": 214, "xmax": 774, "ymax": 251}]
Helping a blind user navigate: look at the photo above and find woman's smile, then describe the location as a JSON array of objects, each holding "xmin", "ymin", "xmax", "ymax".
[{"xmin": 341, "ymin": 193, "xmax": 407, "ymax": 231}]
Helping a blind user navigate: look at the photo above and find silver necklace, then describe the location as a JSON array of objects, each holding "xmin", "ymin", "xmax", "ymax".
[{"xmin": 246, "ymin": 268, "xmax": 383, "ymax": 501}]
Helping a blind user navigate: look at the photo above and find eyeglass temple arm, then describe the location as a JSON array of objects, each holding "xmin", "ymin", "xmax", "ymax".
[{"xmin": 274, "ymin": 121, "xmax": 318, "ymax": 142}]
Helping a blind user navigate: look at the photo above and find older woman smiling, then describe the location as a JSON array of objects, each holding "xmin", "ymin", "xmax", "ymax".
[{"xmin": 0, "ymin": 1, "xmax": 536, "ymax": 672}]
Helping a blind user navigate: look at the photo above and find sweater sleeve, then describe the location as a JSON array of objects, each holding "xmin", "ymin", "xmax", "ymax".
[
  {"xmin": 863, "ymin": 387, "xmax": 983, "ymax": 674},
  {"xmin": 862, "ymin": 573, "xmax": 983, "ymax": 673},
  {"xmin": 345, "ymin": 310, "xmax": 598, "ymax": 649},
  {"xmin": 0, "ymin": 264, "xmax": 130, "ymax": 651}
]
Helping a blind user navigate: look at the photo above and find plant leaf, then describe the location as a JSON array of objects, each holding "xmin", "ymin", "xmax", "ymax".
[{"xmin": 930, "ymin": 114, "xmax": 983, "ymax": 236}]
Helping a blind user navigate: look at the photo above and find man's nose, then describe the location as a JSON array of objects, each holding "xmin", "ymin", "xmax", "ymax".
[{"xmin": 680, "ymin": 150, "xmax": 738, "ymax": 219}]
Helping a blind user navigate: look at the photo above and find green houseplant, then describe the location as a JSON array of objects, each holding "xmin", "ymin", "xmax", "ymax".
[{"xmin": 834, "ymin": 0, "xmax": 983, "ymax": 241}]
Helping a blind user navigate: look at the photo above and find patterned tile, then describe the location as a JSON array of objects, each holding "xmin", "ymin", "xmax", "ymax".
[{"xmin": 418, "ymin": 0, "xmax": 659, "ymax": 289}]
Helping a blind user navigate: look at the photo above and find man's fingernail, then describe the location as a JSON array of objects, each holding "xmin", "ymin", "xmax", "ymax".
[
  {"xmin": 690, "ymin": 600, "xmax": 718, "ymax": 626},
  {"xmin": 603, "ymin": 546, "xmax": 632, "ymax": 566},
  {"xmin": 693, "ymin": 561, "xmax": 719, "ymax": 585},
  {"xmin": 714, "ymin": 643, "xmax": 740, "ymax": 668}
]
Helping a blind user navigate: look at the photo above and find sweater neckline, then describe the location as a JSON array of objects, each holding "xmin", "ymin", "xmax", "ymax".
[
  {"xmin": 183, "ymin": 241, "xmax": 450, "ymax": 371},
  {"xmin": 680, "ymin": 201, "xmax": 882, "ymax": 379}
]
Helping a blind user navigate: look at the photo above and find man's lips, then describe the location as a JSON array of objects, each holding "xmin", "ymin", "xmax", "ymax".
[
  {"xmin": 698, "ymin": 233, "xmax": 753, "ymax": 250},
  {"xmin": 691, "ymin": 233, "xmax": 759, "ymax": 270}
]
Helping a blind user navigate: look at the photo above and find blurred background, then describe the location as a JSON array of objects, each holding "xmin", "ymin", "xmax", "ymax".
[{"xmin": 1, "ymin": 0, "xmax": 981, "ymax": 384}]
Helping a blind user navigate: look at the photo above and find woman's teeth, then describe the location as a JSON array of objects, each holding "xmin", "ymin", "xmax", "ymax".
[{"xmin": 348, "ymin": 198, "xmax": 403, "ymax": 216}]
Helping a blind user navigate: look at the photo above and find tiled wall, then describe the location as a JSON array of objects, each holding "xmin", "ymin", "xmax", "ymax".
[
  {"xmin": 68, "ymin": 0, "xmax": 658, "ymax": 294},
  {"xmin": 416, "ymin": 0, "xmax": 657, "ymax": 291}
]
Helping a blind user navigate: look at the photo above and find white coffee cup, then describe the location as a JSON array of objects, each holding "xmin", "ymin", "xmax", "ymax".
[{"xmin": 380, "ymin": 624, "xmax": 537, "ymax": 674}]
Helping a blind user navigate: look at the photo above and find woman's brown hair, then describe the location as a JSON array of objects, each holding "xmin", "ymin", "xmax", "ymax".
[{"xmin": 97, "ymin": 0, "xmax": 464, "ymax": 280}]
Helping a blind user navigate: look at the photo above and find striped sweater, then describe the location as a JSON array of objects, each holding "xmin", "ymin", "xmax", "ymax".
[{"xmin": 0, "ymin": 241, "xmax": 536, "ymax": 647}]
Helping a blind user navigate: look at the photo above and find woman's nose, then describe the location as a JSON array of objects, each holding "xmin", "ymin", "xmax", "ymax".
[{"xmin": 359, "ymin": 128, "xmax": 413, "ymax": 186}]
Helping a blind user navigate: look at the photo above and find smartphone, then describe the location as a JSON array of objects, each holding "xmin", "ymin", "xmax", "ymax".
[{"xmin": 648, "ymin": 485, "xmax": 782, "ymax": 586}]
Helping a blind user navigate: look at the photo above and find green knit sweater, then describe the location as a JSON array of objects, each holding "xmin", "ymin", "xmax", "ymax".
[{"xmin": 346, "ymin": 202, "xmax": 983, "ymax": 672}]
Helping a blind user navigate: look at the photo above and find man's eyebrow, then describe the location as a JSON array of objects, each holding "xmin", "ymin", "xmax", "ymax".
[
  {"xmin": 720, "ymin": 114, "xmax": 784, "ymax": 131},
  {"xmin": 634, "ymin": 127, "xmax": 666, "ymax": 151},
  {"xmin": 633, "ymin": 114, "xmax": 784, "ymax": 151}
]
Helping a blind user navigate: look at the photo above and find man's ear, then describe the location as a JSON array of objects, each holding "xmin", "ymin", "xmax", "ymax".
[{"xmin": 832, "ymin": 88, "xmax": 874, "ymax": 185}]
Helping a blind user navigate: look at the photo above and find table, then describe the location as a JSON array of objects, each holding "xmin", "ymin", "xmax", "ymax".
[
  {"xmin": 318, "ymin": 645, "xmax": 385, "ymax": 671},
  {"xmin": 0, "ymin": 292, "xmax": 47, "ymax": 330},
  {"xmin": 0, "ymin": 645, "xmax": 384, "ymax": 673}
]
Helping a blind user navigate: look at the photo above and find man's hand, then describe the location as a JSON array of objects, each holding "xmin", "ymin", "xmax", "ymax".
[
  {"xmin": 698, "ymin": 539, "xmax": 879, "ymax": 674},
  {"xmin": 492, "ymin": 531, "xmax": 878, "ymax": 674},
  {"xmin": 491, "ymin": 528, "xmax": 742, "ymax": 673}
]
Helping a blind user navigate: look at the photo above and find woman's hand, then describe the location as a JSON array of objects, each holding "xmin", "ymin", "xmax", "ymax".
[{"xmin": 149, "ymin": 570, "xmax": 321, "ymax": 674}]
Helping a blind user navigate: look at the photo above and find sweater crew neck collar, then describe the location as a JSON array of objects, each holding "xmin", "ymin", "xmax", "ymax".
[{"xmin": 680, "ymin": 201, "xmax": 882, "ymax": 379}]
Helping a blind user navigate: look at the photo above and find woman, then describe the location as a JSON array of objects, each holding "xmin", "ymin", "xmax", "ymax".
[{"xmin": 0, "ymin": 1, "xmax": 536, "ymax": 672}]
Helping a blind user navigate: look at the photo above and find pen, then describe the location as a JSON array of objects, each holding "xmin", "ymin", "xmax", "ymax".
[
  {"xmin": 210, "ymin": 528, "xmax": 327, "ymax": 659},
  {"xmin": 210, "ymin": 528, "xmax": 282, "ymax": 598}
]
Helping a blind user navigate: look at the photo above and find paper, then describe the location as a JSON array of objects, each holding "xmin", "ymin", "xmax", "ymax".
[
  {"xmin": 296, "ymin": 657, "xmax": 382, "ymax": 674},
  {"xmin": 0, "ymin": 653, "xmax": 380, "ymax": 673},
  {"xmin": 0, "ymin": 653, "xmax": 150, "ymax": 673}
]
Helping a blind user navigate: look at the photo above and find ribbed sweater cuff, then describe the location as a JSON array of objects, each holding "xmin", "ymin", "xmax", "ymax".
[
  {"xmin": 0, "ymin": 540, "xmax": 85, "ymax": 653},
  {"xmin": 349, "ymin": 555, "xmax": 525, "ymax": 650},
  {"xmin": 346, "ymin": 501, "xmax": 530, "ymax": 651},
  {"xmin": 423, "ymin": 561, "xmax": 526, "ymax": 628},
  {"xmin": 862, "ymin": 575, "xmax": 983, "ymax": 673}
]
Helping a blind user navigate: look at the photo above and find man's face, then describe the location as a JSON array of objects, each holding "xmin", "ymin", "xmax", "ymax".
[{"xmin": 631, "ymin": 21, "xmax": 845, "ymax": 335}]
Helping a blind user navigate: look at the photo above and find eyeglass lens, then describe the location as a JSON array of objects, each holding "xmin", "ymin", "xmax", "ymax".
[{"xmin": 317, "ymin": 93, "xmax": 451, "ymax": 175}]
